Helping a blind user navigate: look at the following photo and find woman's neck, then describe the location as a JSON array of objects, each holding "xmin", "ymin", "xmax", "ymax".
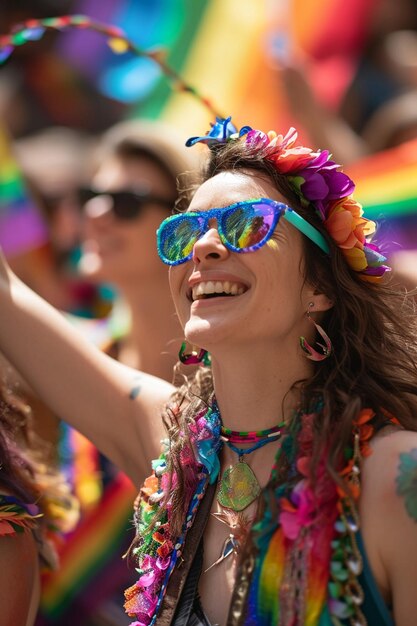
[
  {"xmin": 210, "ymin": 339, "xmax": 313, "ymax": 431},
  {"xmin": 115, "ymin": 276, "xmax": 181, "ymax": 382}
]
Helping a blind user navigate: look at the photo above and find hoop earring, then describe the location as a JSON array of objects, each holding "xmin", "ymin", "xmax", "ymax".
[
  {"xmin": 299, "ymin": 304, "xmax": 332, "ymax": 361},
  {"xmin": 179, "ymin": 341, "xmax": 211, "ymax": 366}
]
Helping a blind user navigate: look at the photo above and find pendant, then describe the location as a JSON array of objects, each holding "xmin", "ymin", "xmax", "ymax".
[
  {"xmin": 217, "ymin": 459, "xmax": 261, "ymax": 511},
  {"xmin": 205, "ymin": 534, "xmax": 239, "ymax": 572}
]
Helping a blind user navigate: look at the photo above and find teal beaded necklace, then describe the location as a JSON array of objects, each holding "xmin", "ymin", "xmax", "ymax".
[{"xmin": 217, "ymin": 422, "xmax": 285, "ymax": 512}]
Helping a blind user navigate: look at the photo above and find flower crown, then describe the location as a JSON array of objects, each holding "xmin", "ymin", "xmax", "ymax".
[{"xmin": 186, "ymin": 117, "xmax": 390, "ymax": 281}]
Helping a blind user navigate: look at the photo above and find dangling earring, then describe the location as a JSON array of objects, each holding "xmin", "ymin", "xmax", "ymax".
[
  {"xmin": 299, "ymin": 302, "xmax": 332, "ymax": 361},
  {"xmin": 179, "ymin": 341, "xmax": 211, "ymax": 366}
]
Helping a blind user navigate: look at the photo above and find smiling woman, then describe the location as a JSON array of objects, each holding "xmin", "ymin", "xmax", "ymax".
[
  {"xmin": 126, "ymin": 119, "xmax": 417, "ymax": 626},
  {"xmin": 0, "ymin": 117, "xmax": 416, "ymax": 626}
]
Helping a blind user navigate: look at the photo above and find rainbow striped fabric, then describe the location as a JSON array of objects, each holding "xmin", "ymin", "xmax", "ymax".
[
  {"xmin": 39, "ymin": 471, "xmax": 136, "ymax": 619},
  {"xmin": 0, "ymin": 126, "xmax": 48, "ymax": 257},
  {"xmin": 347, "ymin": 138, "xmax": 417, "ymax": 253}
]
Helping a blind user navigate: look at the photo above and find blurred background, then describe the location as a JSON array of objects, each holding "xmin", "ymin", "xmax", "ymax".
[
  {"xmin": 2, "ymin": 0, "xmax": 417, "ymax": 306},
  {"xmin": 1, "ymin": 0, "xmax": 417, "ymax": 625}
]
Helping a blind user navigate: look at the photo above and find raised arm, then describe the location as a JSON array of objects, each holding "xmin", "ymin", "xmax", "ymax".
[{"xmin": 0, "ymin": 255, "xmax": 174, "ymax": 486}]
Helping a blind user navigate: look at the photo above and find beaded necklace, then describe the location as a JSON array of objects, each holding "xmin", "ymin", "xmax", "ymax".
[
  {"xmin": 218, "ymin": 421, "xmax": 285, "ymax": 512},
  {"xmin": 221, "ymin": 423, "xmax": 285, "ymax": 444}
]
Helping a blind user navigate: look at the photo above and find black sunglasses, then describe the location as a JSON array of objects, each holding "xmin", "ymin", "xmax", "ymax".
[{"xmin": 79, "ymin": 188, "xmax": 175, "ymax": 220}]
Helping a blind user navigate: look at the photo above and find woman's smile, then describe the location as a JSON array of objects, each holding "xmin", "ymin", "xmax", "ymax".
[{"xmin": 187, "ymin": 271, "xmax": 249, "ymax": 302}]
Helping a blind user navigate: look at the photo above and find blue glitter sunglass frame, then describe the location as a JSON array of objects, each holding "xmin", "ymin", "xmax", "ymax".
[{"xmin": 156, "ymin": 198, "xmax": 330, "ymax": 266}]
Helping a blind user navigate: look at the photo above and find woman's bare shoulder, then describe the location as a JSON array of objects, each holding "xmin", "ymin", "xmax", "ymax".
[
  {"xmin": 361, "ymin": 428, "xmax": 417, "ymax": 624},
  {"xmin": 360, "ymin": 427, "xmax": 417, "ymax": 626},
  {"xmin": 361, "ymin": 428, "xmax": 417, "ymax": 498},
  {"xmin": 0, "ymin": 530, "xmax": 39, "ymax": 626}
]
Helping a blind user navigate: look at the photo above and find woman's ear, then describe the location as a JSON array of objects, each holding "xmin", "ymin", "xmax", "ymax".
[{"xmin": 311, "ymin": 292, "xmax": 334, "ymax": 312}]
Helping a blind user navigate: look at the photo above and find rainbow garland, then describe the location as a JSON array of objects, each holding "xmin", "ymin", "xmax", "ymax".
[
  {"xmin": 241, "ymin": 407, "xmax": 376, "ymax": 625},
  {"xmin": 123, "ymin": 399, "xmax": 380, "ymax": 626},
  {"xmin": 124, "ymin": 405, "xmax": 222, "ymax": 626},
  {"xmin": 0, "ymin": 14, "xmax": 222, "ymax": 119}
]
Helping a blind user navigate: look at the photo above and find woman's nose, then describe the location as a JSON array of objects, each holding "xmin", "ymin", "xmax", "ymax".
[
  {"xmin": 83, "ymin": 195, "xmax": 114, "ymax": 223},
  {"xmin": 192, "ymin": 227, "xmax": 229, "ymax": 264}
]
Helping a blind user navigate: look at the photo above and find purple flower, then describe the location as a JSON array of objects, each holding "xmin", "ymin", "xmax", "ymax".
[
  {"xmin": 138, "ymin": 570, "xmax": 156, "ymax": 588},
  {"xmin": 156, "ymin": 555, "xmax": 171, "ymax": 570},
  {"xmin": 245, "ymin": 129, "xmax": 269, "ymax": 149},
  {"xmin": 300, "ymin": 172, "xmax": 330, "ymax": 201},
  {"xmin": 298, "ymin": 160, "xmax": 355, "ymax": 220}
]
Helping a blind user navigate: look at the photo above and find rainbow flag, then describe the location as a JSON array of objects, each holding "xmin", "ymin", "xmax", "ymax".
[
  {"xmin": 157, "ymin": 0, "xmax": 288, "ymax": 135},
  {"xmin": 39, "ymin": 471, "xmax": 137, "ymax": 619},
  {"xmin": 347, "ymin": 138, "xmax": 417, "ymax": 219},
  {"xmin": 0, "ymin": 126, "xmax": 48, "ymax": 257},
  {"xmin": 346, "ymin": 138, "xmax": 417, "ymax": 252},
  {"xmin": 58, "ymin": 0, "xmax": 210, "ymax": 106},
  {"xmin": 288, "ymin": 0, "xmax": 379, "ymax": 108},
  {"xmin": 54, "ymin": 0, "xmax": 285, "ymax": 134}
]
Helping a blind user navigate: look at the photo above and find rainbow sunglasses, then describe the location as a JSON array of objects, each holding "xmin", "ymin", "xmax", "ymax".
[{"xmin": 156, "ymin": 197, "xmax": 330, "ymax": 266}]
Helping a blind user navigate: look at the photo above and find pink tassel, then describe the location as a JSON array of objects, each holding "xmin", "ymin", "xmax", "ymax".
[{"xmin": 300, "ymin": 316, "xmax": 332, "ymax": 361}]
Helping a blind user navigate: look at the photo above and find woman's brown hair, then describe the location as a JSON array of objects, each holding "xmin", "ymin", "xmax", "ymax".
[{"xmin": 0, "ymin": 381, "xmax": 77, "ymax": 533}]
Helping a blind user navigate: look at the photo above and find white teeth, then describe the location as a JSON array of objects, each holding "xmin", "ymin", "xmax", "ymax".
[
  {"xmin": 191, "ymin": 280, "xmax": 246, "ymax": 301},
  {"xmin": 195, "ymin": 283, "xmax": 205, "ymax": 297}
]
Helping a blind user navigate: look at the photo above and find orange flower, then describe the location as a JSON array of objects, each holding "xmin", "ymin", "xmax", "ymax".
[
  {"xmin": 324, "ymin": 197, "xmax": 372, "ymax": 250},
  {"xmin": 141, "ymin": 474, "xmax": 158, "ymax": 499},
  {"xmin": 353, "ymin": 408, "xmax": 376, "ymax": 457},
  {"xmin": 355, "ymin": 408, "xmax": 375, "ymax": 426}
]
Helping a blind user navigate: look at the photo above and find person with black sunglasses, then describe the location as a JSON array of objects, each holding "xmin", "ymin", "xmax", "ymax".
[
  {"xmin": 0, "ymin": 116, "xmax": 417, "ymax": 626},
  {"xmin": 78, "ymin": 119, "xmax": 197, "ymax": 381}
]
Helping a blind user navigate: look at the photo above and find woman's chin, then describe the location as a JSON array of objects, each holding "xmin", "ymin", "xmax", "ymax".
[
  {"xmin": 184, "ymin": 318, "xmax": 235, "ymax": 353},
  {"xmin": 78, "ymin": 251, "xmax": 103, "ymax": 277}
]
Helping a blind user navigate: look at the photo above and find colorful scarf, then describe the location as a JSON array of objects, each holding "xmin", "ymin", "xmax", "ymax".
[{"xmin": 124, "ymin": 400, "xmax": 379, "ymax": 626}]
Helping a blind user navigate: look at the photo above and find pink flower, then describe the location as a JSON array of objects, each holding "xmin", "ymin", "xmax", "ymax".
[
  {"xmin": 271, "ymin": 147, "xmax": 317, "ymax": 174},
  {"xmin": 138, "ymin": 571, "xmax": 155, "ymax": 588},
  {"xmin": 245, "ymin": 129, "xmax": 270, "ymax": 149},
  {"xmin": 279, "ymin": 480, "xmax": 316, "ymax": 540}
]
